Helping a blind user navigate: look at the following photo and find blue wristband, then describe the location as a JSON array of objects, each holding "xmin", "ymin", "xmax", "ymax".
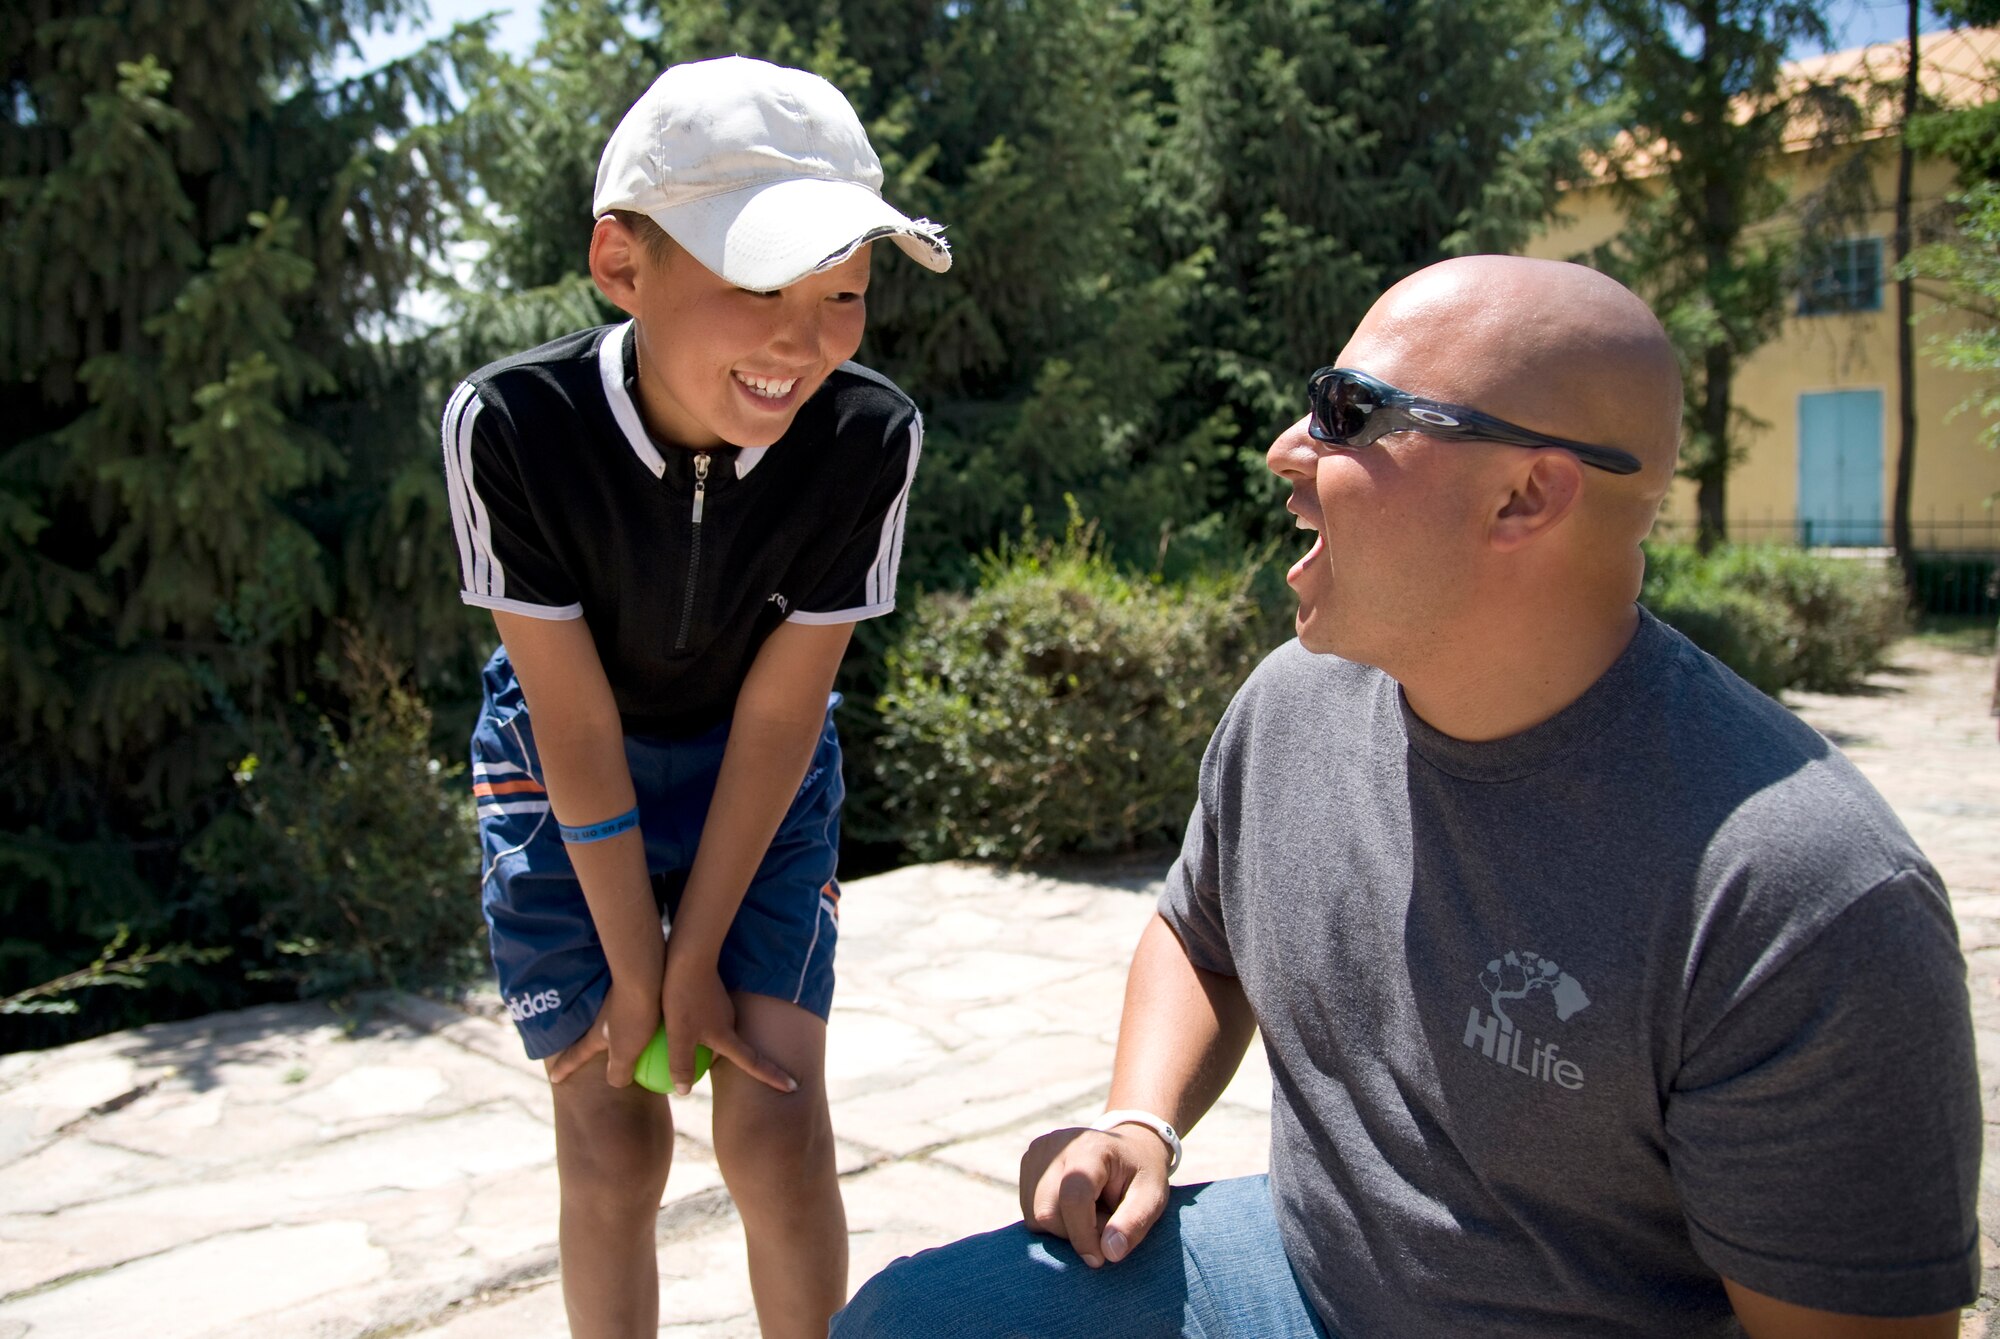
[{"xmin": 557, "ymin": 806, "xmax": 640, "ymax": 844}]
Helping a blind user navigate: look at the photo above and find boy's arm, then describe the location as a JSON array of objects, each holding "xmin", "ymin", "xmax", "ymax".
[
  {"xmin": 661, "ymin": 617, "xmax": 854, "ymax": 1093},
  {"xmin": 491, "ymin": 610, "xmax": 663, "ymax": 1085}
]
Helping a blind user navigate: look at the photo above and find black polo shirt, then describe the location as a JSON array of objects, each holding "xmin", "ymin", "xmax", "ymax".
[{"xmin": 441, "ymin": 321, "xmax": 921, "ymax": 737}]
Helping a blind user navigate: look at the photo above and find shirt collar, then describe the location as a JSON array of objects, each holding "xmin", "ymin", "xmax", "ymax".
[{"xmin": 598, "ymin": 322, "xmax": 768, "ymax": 479}]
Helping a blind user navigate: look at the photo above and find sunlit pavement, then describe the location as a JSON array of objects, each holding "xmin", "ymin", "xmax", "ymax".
[{"xmin": 2, "ymin": 638, "xmax": 1993, "ymax": 1337}]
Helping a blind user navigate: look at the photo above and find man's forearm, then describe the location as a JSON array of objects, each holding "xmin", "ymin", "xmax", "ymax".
[{"xmin": 1107, "ymin": 914, "xmax": 1258, "ymax": 1137}]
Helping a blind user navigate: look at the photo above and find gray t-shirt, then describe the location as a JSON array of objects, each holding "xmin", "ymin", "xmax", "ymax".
[{"xmin": 1159, "ymin": 610, "xmax": 1979, "ymax": 1336}]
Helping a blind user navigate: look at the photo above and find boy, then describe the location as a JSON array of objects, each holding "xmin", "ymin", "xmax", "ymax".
[{"xmin": 440, "ymin": 56, "xmax": 949, "ymax": 1339}]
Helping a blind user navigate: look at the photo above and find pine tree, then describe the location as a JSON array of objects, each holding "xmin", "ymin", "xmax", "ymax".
[
  {"xmin": 1579, "ymin": 0, "xmax": 1854, "ymax": 550},
  {"xmin": 1903, "ymin": 1, "xmax": 2000, "ymax": 455},
  {"xmin": 441, "ymin": 0, "xmax": 1586, "ymax": 855},
  {"xmin": 1129, "ymin": 0, "xmax": 1586, "ymax": 546},
  {"xmin": 451, "ymin": 0, "xmax": 1581, "ymax": 578},
  {"xmin": 1, "ymin": 0, "xmax": 478, "ymax": 1041}
]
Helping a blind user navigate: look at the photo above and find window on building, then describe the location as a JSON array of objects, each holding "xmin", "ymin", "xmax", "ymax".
[{"xmin": 1798, "ymin": 237, "xmax": 1884, "ymax": 316}]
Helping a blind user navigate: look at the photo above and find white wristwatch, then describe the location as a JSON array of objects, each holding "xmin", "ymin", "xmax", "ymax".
[{"xmin": 1090, "ymin": 1108, "xmax": 1183, "ymax": 1174}]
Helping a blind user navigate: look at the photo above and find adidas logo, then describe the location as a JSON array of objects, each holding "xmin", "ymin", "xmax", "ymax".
[{"xmin": 506, "ymin": 988, "xmax": 562, "ymax": 1021}]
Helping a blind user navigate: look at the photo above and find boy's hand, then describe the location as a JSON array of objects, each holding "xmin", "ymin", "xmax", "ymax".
[
  {"xmin": 662, "ymin": 944, "xmax": 797, "ymax": 1095},
  {"xmin": 546, "ymin": 975, "xmax": 659, "ymax": 1087}
]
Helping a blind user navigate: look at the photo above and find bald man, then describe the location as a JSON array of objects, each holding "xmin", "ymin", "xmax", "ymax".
[{"xmin": 833, "ymin": 259, "xmax": 1980, "ymax": 1338}]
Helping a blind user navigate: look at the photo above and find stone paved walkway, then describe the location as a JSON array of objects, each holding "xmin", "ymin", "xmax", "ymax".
[{"xmin": 1, "ymin": 635, "xmax": 1994, "ymax": 1338}]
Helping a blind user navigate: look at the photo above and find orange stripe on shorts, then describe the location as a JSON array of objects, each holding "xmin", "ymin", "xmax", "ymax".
[{"xmin": 473, "ymin": 778, "xmax": 547, "ymax": 797}]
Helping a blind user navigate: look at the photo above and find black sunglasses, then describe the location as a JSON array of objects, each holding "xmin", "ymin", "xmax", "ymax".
[{"xmin": 1306, "ymin": 367, "xmax": 1643, "ymax": 476}]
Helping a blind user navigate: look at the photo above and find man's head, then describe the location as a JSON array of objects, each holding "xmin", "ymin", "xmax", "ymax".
[
  {"xmin": 1269, "ymin": 255, "xmax": 1681, "ymax": 676},
  {"xmin": 587, "ymin": 57, "xmax": 950, "ymax": 450}
]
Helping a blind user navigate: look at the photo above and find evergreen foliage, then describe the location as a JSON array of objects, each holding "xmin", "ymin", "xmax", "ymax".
[
  {"xmin": 7, "ymin": 0, "xmax": 1596, "ymax": 1040},
  {"xmin": 1903, "ymin": 5, "xmax": 1998, "ymax": 459},
  {"xmin": 2, "ymin": 0, "xmax": 485, "ymax": 1046},
  {"xmin": 442, "ymin": 0, "xmax": 1584, "ymax": 866},
  {"xmin": 1576, "ymin": 0, "xmax": 1858, "ymax": 550},
  {"xmin": 0, "ymin": 928, "xmax": 229, "ymax": 1016},
  {"xmin": 1907, "ymin": 181, "xmax": 2000, "ymax": 453},
  {"xmin": 1129, "ymin": 0, "xmax": 1589, "ymax": 552},
  {"xmin": 446, "ymin": 0, "xmax": 1584, "ymax": 580}
]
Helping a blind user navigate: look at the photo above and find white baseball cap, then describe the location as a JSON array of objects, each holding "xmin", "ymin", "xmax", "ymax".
[{"xmin": 592, "ymin": 56, "xmax": 952, "ymax": 292}]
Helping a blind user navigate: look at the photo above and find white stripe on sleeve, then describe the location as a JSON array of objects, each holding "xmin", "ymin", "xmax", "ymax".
[
  {"xmin": 440, "ymin": 382, "xmax": 507, "ymax": 601},
  {"xmin": 461, "ymin": 592, "xmax": 584, "ymax": 620},
  {"xmin": 864, "ymin": 413, "xmax": 923, "ymax": 608},
  {"xmin": 440, "ymin": 383, "xmax": 479, "ymax": 592}
]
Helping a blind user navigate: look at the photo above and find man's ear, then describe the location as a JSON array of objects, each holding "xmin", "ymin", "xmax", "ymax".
[
  {"xmin": 588, "ymin": 215, "xmax": 645, "ymax": 317},
  {"xmin": 1490, "ymin": 452, "xmax": 1584, "ymax": 551}
]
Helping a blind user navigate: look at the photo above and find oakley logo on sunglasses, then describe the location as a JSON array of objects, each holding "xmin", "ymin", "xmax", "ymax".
[
  {"xmin": 1407, "ymin": 408, "xmax": 1461, "ymax": 427},
  {"xmin": 1306, "ymin": 367, "xmax": 1643, "ymax": 475}
]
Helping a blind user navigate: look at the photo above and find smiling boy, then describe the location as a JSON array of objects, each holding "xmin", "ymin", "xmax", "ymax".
[{"xmin": 440, "ymin": 57, "xmax": 948, "ymax": 1338}]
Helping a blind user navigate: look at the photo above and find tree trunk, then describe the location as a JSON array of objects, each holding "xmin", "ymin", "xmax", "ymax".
[
  {"xmin": 1697, "ymin": 344, "xmax": 1731, "ymax": 553},
  {"xmin": 1891, "ymin": 3, "xmax": 1921, "ymax": 601},
  {"xmin": 1693, "ymin": 2, "xmax": 1735, "ymax": 558}
]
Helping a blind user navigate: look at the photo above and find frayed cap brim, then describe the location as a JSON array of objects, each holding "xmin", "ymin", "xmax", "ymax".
[{"xmin": 639, "ymin": 176, "xmax": 950, "ymax": 290}]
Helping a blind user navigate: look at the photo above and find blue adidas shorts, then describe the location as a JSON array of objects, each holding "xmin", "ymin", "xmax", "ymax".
[{"xmin": 471, "ymin": 648, "xmax": 845, "ymax": 1061}]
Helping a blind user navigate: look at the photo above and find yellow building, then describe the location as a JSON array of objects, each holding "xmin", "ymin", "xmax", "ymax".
[{"xmin": 1523, "ymin": 27, "xmax": 2000, "ymax": 555}]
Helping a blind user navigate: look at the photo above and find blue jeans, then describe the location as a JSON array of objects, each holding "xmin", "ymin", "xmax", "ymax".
[{"xmin": 832, "ymin": 1175, "xmax": 1331, "ymax": 1339}]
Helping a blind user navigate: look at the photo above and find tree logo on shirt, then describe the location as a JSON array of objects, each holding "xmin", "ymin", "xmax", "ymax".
[{"xmin": 1463, "ymin": 949, "xmax": 1590, "ymax": 1090}]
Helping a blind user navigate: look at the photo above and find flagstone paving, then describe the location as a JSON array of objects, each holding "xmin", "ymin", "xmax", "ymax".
[{"xmin": 1, "ymin": 635, "xmax": 1994, "ymax": 1337}]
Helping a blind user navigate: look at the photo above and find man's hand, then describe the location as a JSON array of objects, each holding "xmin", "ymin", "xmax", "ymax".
[
  {"xmin": 1013, "ymin": 916, "xmax": 1253, "ymax": 1270},
  {"xmin": 546, "ymin": 974, "xmax": 659, "ymax": 1086},
  {"xmin": 661, "ymin": 941, "xmax": 796, "ymax": 1095},
  {"xmin": 1020, "ymin": 1124, "xmax": 1172, "ymax": 1269}
]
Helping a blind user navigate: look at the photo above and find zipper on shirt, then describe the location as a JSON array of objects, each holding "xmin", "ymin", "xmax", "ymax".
[{"xmin": 673, "ymin": 451, "xmax": 710, "ymax": 653}]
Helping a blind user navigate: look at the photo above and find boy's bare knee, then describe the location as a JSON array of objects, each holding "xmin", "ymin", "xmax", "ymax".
[
  {"xmin": 711, "ymin": 993, "xmax": 834, "ymax": 1195},
  {"xmin": 553, "ymin": 1080, "xmax": 673, "ymax": 1216},
  {"xmin": 564, "ymin": 1130, "xmax": 671, "ymax": 1209},
  {"xmin": 714, "ymin": 1080, "xmax": 832, "ymax": 1188}
]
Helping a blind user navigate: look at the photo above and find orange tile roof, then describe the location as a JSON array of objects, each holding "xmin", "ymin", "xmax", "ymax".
[{"xmin": 1582, "ymin": 25, "xmax": 1999, "ymax": 183}]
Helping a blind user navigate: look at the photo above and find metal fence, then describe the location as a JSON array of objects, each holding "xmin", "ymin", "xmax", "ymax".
[
  {"xmin": 1647, "ymin": 514, "xmax": 1999, "ymax": 550},
  {"xmin": 1646, "ymin": 514, "xmax": 2000, "ymax": 616}
]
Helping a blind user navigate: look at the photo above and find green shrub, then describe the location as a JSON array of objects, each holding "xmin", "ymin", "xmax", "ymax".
[
  {"xmin": 1707, "ymin": 546, "xmax": 1907, "ymax": 690},
  {"xmin": 186, "ymin": 637, "xmax": 483, "ymax": 999},
  {"xmin": 1643, "ymin": 584, "xmax": 1800, "ymax": 695},
  {"xmin": 1, "ymin": 930, "xmax": 227, "ymax": 1018},
  {"xmin": 876, "ymin": 517, "xmax": 1273, "ymax": 863},
  {"xmin": 1641, "ymin": 543, "xmax": 1908, "ymax": 693}
]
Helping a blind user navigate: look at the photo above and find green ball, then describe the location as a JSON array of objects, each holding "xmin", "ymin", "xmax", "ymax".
[{"xmin": 633, "ymin": 1024, "xmax": 713, "ymax": 1093}]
